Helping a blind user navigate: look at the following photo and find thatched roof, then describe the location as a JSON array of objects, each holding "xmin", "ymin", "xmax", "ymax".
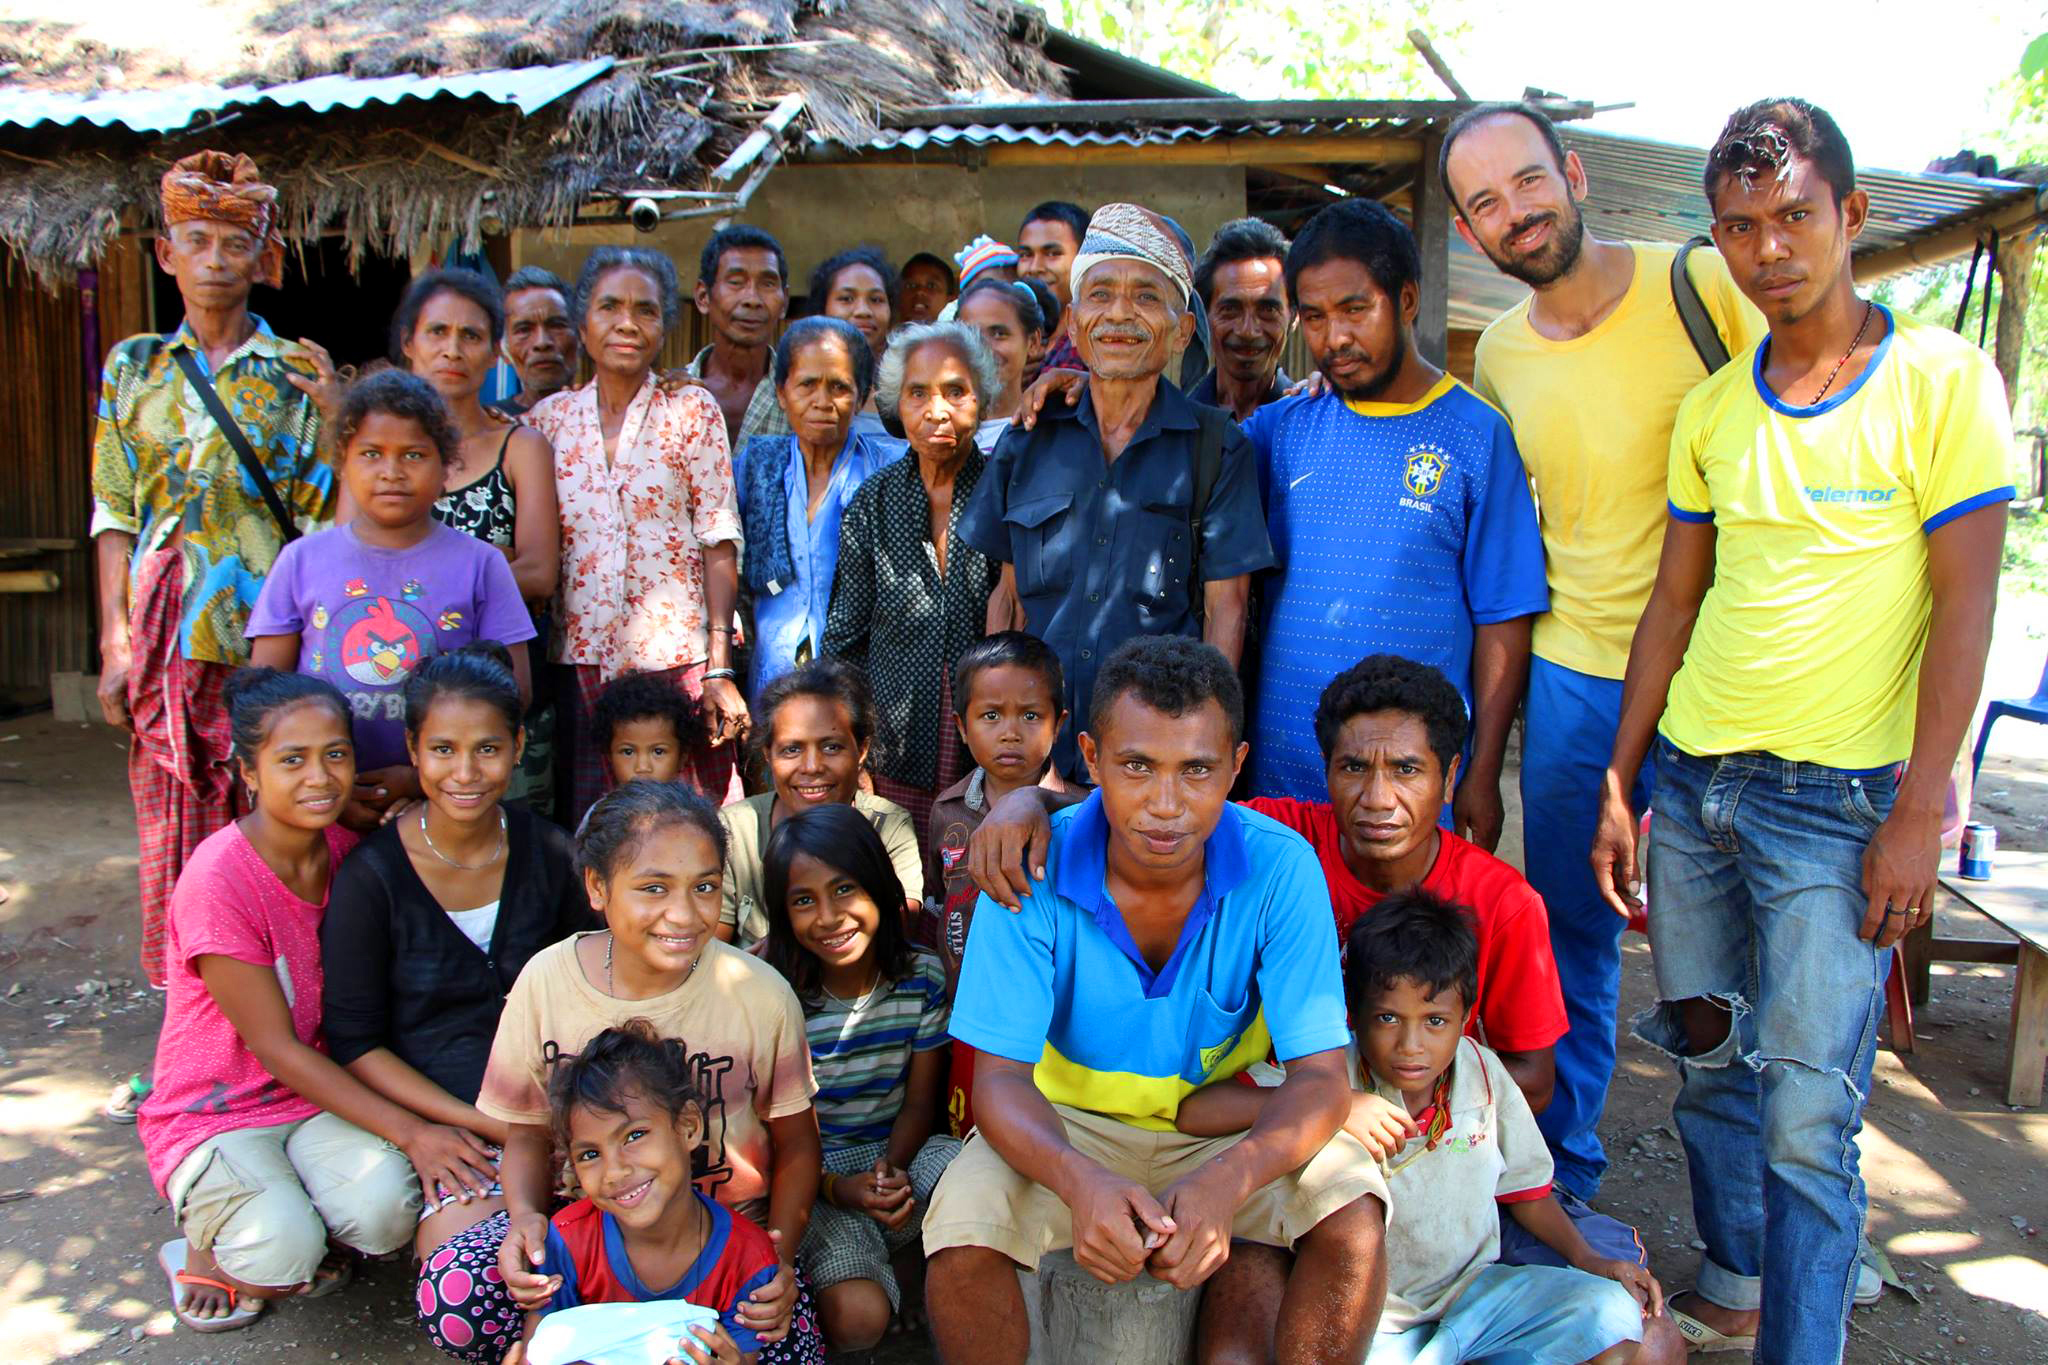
[{"xmin": 0, "ymin": 0, "xmax": 1068, "ymax": 282}]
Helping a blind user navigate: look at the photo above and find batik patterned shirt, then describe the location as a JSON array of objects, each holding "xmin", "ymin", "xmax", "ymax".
[
  {"xmin": 89, "ymin": 318, "xmax": 332, "ymax": 663},
  {"xmin": 529, "ymin": 377, "xmax": 743, "ymax": 680}
]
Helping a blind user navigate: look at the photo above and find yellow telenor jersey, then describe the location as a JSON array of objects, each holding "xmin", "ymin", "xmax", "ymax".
[
  {"xmin": 1662, "ymin": 307, "xmax": 2015, "ymax": 768},
  {"xmin": 1473, "ymin": 242, "xmax": 1766, "ymax": 679}
]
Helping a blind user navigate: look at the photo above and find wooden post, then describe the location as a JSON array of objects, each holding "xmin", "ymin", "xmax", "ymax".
[
  {"xmin": 1414, "ymin": 132, "xmax": 1450, "ymax": 368},
  {"xmin": 1993, "ymin": 228, "xmax": 2038, "ymax": 413},
  {"xmin": 2009, "ymin": 944, "xmax": 2048, "ymax": 1107}
]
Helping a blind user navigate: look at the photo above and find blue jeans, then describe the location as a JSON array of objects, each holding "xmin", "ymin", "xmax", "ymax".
[
  {"xmin": 1520, "ymin": 657, "xmax": 1646, "ymax": 1200},
  {"xmin": 1364, "ymin": 1262, "xmax": 1644, "ymax": 1364},
  {"xmin": 1634, "ymin": 739, "xmax": 1896, "ymax": 1365}
]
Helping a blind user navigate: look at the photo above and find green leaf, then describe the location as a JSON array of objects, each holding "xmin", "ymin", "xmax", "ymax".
[{"xmin": 2024, "ymin": 31, "xmax": 2048, "ymax": 80}]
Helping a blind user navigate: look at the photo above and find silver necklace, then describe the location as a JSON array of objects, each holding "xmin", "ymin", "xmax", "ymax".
[
  {"xmin": 419, "ymin": 807, "xmax": 506, "ymax": 871},
  {"xmin": 604, "ymin": 930, "xmax": 702, "ymax": 998}
]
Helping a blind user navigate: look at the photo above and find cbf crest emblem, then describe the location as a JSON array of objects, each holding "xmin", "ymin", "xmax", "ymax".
[{"xmin": 1404, "ymin": 445, "xmax": 1447, "ymax": 499}]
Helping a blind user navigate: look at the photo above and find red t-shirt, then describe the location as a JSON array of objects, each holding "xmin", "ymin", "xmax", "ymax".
[{"xmin": 1244, "ymin": 798, "xmax": 1567, "ymax": 1054}]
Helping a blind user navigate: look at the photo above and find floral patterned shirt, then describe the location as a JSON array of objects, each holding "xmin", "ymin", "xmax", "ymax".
[
  {"xmin": 89, "ymin": 318, "xmax": 332, "ymax": 663},
  {"xmin": 529, "ymin": 377, "xmax": 742, "ymax": 679}
]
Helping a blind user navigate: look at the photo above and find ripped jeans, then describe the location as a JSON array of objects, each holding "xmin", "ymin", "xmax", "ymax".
[{"xmin": 1634, "ymin": 739, "xmax": 1896, "ymax": 1365}]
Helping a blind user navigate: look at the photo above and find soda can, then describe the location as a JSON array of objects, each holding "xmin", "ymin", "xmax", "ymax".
[{"xmin": 1959, "ymin": 822, "xmax": 1996, "ymax": 881}]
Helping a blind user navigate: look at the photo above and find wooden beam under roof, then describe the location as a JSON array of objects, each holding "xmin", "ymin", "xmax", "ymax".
[{"xmin": 889, "ymin": 97, "xmax": 1596, "ymax": 128}]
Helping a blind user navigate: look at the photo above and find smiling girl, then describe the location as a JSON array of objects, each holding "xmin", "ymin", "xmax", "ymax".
[
  {"xmin": 716, "ymin": 659, "xmax": 923, "ymax": 949},
  {"xmin": 247, "ymin": 371, "xmax": 534, "ymax": 829},
  {"xmin": 427, "ymin": 782, "xmax": 825, "ymax": 1364},
  {"xmin": 504, "ymin": 1022, "xmax": 785, "ymax": 1365},
  {"xmin": 320, "ymin": 644, "xmax": 593, "ymax": 1276},
  {"xmin": 761, "ymin": 805, "xmax": 959, "ymax": 1350}
]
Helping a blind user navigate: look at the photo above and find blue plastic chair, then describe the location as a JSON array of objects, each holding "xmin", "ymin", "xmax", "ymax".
[{"xmin": 1972, "ymin": 654, "xmax": 2048, "ymax": 779}]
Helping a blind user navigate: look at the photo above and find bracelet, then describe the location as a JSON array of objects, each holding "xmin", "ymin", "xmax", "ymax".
[
  {"xmin": 820, "ymin": 1171, "xmax": 839, "ymax": 1204},
  {"xmin": 709, "ymin": 624, "xmax": 733, "ymax": 634},
  {"xmin": 701, "ymin": 667, "xmax": 738, "ymax": 683}
]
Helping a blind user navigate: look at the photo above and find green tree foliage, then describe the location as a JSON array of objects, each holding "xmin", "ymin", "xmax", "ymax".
[{"xmin": 1046, "ymin": 0, "xmax": 1484, "ymax": 98}]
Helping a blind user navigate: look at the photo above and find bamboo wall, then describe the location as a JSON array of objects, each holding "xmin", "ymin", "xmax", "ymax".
[{"xmin": 0, "ymin": 241, "xmax": 147, "ymax": 708}]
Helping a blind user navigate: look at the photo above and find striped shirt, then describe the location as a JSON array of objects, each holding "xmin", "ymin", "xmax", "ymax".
[{"xmin": 806, "ymin": 951, "xmax": 950, "ymax": 1148}]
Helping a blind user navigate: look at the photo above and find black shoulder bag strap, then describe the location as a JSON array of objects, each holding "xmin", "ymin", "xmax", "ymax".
[
  {"xmin": 1187, "ymin": 407, "xmax": 1226, "ymax": 624},
  {"xmin": 1671, "ymin": 235, "xmax": 1732, "ymax": 376},
  {"xmin": 171, "ymin": 347, "xmax": 301, "ymax": 544}
]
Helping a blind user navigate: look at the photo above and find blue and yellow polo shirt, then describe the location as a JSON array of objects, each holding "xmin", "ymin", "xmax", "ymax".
[{"xmin": 949, "ymin": 792, "xmax": 1349, "ymax": 1130}]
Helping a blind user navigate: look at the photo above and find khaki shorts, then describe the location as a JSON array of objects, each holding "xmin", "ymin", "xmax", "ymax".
[
  {"xmin": 166, "ymin": 1113, "xmax": 420, "ymax": 1288},
  {"xmin": 922, "ymin": 1104, "xmax": 1390, "ymax": 1270}
]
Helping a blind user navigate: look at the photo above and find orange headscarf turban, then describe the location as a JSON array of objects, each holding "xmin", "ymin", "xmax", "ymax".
[{"xmin": 159, "ymin": 151, "xmax": 286, "ymax": 288}]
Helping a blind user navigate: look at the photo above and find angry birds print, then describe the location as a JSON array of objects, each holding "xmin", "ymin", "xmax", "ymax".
[
  {"xmin": 333, "ymin": 596, "xmax": 433, "ymax": 687},
  {"xmin": 343, "ymin": 578, "xmax": 369, "ymax": 598}
]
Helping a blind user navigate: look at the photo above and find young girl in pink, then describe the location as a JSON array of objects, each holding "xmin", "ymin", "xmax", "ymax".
[{"xmin": 141, "ymin": 668, "xmax": 492, "ymax": 1334}]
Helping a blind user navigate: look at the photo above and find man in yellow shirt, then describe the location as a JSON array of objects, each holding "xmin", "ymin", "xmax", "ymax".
[
  {"xmin": 1592, "ymin": 100, "xmax": 2011, "ymax": 1362},
  {"xmin": 1443, "ymin": 102, "xmax": 1766, "ymax": 1207}
]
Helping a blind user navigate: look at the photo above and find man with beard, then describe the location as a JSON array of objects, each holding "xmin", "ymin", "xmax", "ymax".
[
  {"xmin": 960, "ymin": 202, "xmax": 1273, "ymax": 781},
  {"xmin": 1189, "ymin": 217, "xmax": 1294, "ymax": 420},
  {"xmin": 1441, "ymin": 102, "xmax": 1764, "ymax": 1205},
  {"xmin": 1238, "ymin": 199, "xmax": 1545, "ymax": 833},
  {"xmin": 686, "ymin": 224, "xmax": 793, "ymax": 450},
  {"xmin": 490, "ymin": 266, "xmax": 575, "ymax": 416}
]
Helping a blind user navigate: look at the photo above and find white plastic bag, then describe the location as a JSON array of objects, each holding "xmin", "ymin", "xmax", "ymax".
[{"xmin": 525, "ymin": 1301, "xmax": 724, "ymax": 1365}]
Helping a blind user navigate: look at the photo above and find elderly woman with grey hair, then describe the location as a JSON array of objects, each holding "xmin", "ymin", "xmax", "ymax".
[
  {"xmin": 527, "ymin": 246, "xmax": 746, "ymax": 820},
  {"xmin": 822, "ymin": 321, "xmax": 1004, "ymax": 841}
]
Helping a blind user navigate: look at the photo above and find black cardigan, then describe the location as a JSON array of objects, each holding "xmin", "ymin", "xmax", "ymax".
[{"xmin": 321, "ymin": 806, "xmax": 594, "ymax": 1104}]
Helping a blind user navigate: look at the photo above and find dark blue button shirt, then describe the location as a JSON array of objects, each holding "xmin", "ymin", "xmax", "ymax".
[{"xmin": 958, "ymin": 379, "xmax": 1275, "ymax": 780}]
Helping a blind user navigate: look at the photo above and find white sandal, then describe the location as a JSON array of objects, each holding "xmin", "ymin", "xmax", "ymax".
[{"xmin": 159, "ymin": 1239, "xmax": 264, "ymax": 1334}]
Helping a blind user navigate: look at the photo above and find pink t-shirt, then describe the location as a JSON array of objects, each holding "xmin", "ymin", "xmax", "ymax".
[{"xmin": 137, "ymin": 820, "xmax": 357, "ymax": 1195}]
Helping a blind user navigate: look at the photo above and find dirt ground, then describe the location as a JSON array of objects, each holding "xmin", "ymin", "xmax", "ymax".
[{"xmin": 5, "ymin": 622, "xmax": 2048, "ymax": 1363}]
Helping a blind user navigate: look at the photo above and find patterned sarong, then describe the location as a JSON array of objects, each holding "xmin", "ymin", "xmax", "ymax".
[{"xmin": 127, "ymin": 544, "xmax": 241, "ymax": 985}]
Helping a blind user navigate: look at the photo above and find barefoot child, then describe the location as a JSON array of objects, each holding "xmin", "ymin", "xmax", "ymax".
[
  {"xmin": 423, "ymin": 782, "xmax": 825, "ymax": 1364},
  {"xmin": 140, "ymin": 669, "xmax": 481, "ymax": 1334},
  {"xmin": 760, "ymin": 805, "xmax": 960, "ymax": 1350},
  {"xmin": 719, "ymin": 659, "xmax": 922, "ymax": 949},
  {"xmin": 594, "ymin": 669, "xmax": 710, "ymax": 789},
  {"xmin": 248, "ymin": 370, "xmax": 535, "ymax": 829},
  {"xmin": 506, "ymin": 1022, "xmax": 782, "ymax": 1364},
  {"xmin": 1177, "ymin": 888, "xmax": 1683, "ymax": 1365}
]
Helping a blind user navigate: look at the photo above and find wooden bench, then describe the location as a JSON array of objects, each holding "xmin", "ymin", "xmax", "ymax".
[{"xmin": 1895, "ymin": 850, "xmax": 2048, "ymax": 1106}]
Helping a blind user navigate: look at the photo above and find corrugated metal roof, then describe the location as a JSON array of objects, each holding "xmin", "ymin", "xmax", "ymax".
[{"xmin": 0, "ymin": 58, "xmax": 614, "ymax": 133}]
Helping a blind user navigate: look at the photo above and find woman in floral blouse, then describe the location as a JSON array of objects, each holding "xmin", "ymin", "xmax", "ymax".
[
  {"xmin": 821, "ymin": 322, "xmax": 1002, "ymax": 844},
  {"xmin": 526, "ymin": 248, "xmax": 747, "ymax": 821}
]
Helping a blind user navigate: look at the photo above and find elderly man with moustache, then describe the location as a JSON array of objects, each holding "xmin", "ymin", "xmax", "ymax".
[
  {"xmin": 958, "ymin": 202, "xmax": 1274, "ymax": 783},
  {"xmin": 91, "ymin": 150, "xmax": 340, "ymax": 991}
]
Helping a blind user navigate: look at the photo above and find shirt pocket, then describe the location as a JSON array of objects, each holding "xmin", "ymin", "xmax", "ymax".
[
  {"xmin": 1003, "ymin": 491, "xmax": 1079, "ymax": 598},
  {"xmin": 1132, "ymin": 500, "xmax": 1194, "ymax": 612},
  {"xmin": 1183, "ymin": 983, "xmax": 1255, "ymax": 1083}
]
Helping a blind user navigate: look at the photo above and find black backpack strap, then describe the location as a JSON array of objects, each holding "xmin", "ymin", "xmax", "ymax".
[
  {"xmin": 172, "ymin": 347, "xmax": 301, "ymax": 544},
  {"xmin": 1188, "ymin": 407, "xmax": 1226, "ymax": 622},
  {"xmin": 1671, "ymin": 235, "xmax": 1732, "ymax": 376}
]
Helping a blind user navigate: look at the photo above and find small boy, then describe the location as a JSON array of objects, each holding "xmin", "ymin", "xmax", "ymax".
[
  {"xmin": 925, "ymin": 632, "xmax": 1081, "ymax": 1138},
  {"xmin": 925, "ymin": 632, "xmax": 1082, "ymax": 989},
  {"xmin": 1178, "ymin": 889, "xmax": 1681, "ymax": 1365},
  {"xmin": 591, "ymin": 670, "xmax": 708, "ymax": 790}
]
